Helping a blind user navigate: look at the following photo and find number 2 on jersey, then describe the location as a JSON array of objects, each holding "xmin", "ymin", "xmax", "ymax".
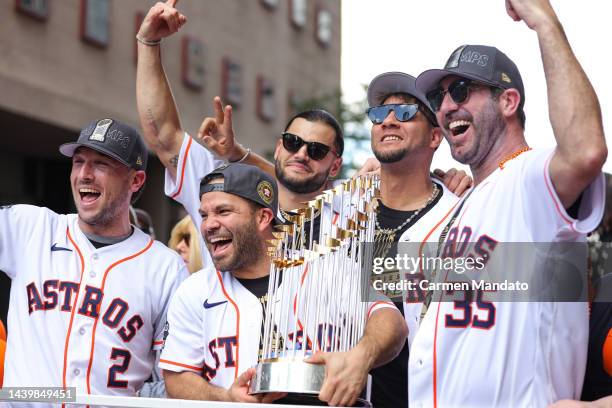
[{"xmin": 107, "ymin": 348, "xmax": 131, "ymax": 388}]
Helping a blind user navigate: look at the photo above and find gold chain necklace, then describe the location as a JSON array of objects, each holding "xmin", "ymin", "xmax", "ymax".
[
  {"xmin": 374, "ymin": 183, "xmax": 440, "ymax": 259},
  {"xmin": 498, "ymin": 146, "xmax": 531, "ymax": 169}
]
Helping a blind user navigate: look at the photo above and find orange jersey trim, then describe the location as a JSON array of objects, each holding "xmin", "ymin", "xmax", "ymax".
[
  {"xmin": 432, "ymin": 295, "xmax": 444, "ymax": 408},
  {"xmin": 417, "ymin": 199, "xmax": 461, "ymax": 275},
  {"xmin": 216, "ymin": 271, "xmax": 240, "ymax": 380},
  {"xmin": 366, "ymin": 301, "xmax": 394, "ymax": 319},
  {"xmin": 85, "ymin": 238, "xmax": 154, "ymax": 394},
  {"xmin": 170, "ymin": 136, "xmax": 193, "ymax": 200},
  {"xmin": 543, "ymin": 153, "xmax": 576, "ymax": 231},
  {"xmin": 159, "ymin": 358, "xmax": 203, "ymax": 373},
  {"xmin": 62, "ymin": 227, "xmax": 86, "ymax": 405}
]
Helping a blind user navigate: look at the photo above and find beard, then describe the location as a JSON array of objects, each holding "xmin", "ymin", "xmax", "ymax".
[
  {"xmin": 275, "ymin": 160, "xmax": 330, "ymax": 194},
  {"xmin": 448, "ymin": 100, "xmax": 507, "ymax": 166},
  {"xmin": 372, "ymin": 146, "xmax": 408, "ymax": 164},
  {"xmin": 207, "ymin": 217, "xmax": 265, "ymax": 272}
]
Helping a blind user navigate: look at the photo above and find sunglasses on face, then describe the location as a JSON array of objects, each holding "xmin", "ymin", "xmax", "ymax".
[
  {"xmin": 427, "ymin": 79, "xmax": 496, "ymax": 112},
  {"xmin": 366, "ymin": 104, "xmax": 421, "ymax": 125},
  {"xmin": 281, "ymin": 132, "xmax": 337, "ymax": 161}
]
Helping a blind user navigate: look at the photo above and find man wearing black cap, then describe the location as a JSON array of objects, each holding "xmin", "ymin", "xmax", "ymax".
[
  {"xmin": 409, "ymin": 0, "xmax": 607, "ymax": 406},
  {"xmin": 159, "ymin": 162, "xmax": 407, "ymax": 406},
  {"xmin": 0, "ymin": 118, "xmax": 188, "ymax": 401}
]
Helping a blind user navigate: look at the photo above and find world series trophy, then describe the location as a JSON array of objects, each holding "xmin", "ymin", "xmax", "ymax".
[{"xmin": 249, "ymin": 175, "xmax": 379, "ymax": 405}]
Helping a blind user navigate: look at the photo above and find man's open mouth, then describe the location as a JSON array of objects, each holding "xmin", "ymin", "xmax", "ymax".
[
  {"xmin": 449, "ymin": 120, "xmax": 471, "ymax": 136},
  {"xmin": 79, "ymin": 188, "xmax": 101, "ymax": 203},
  {"xmin": 210, "ymin": 236, "xmax": 232, "ymax": 253}
]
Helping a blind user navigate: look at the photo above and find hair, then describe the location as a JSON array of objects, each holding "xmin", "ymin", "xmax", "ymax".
[
  {"xmin": 382, "ymin": 92, "xmax": 438, "ymax": 127},
  {"xmin": 491, "ymin": 87, "xmax": 526, "ymax": 129},
  {"xmin": 168, "ymin": 215, "xmax": 203, "ymax": 274},
  {"xmin": 284, "ymin": 109, "xmax": 344, "ymax": 156}
]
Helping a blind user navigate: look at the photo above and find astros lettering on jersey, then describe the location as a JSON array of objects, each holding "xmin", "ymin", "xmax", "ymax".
[{"xmin": 0, "ymin": 205, "xmax": 188, "ymax": 402}]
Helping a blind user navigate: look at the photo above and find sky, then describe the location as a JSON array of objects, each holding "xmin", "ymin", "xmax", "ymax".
[{"xmin": 341, "ymin": 0, "xmax": 612, "ymax": 173}]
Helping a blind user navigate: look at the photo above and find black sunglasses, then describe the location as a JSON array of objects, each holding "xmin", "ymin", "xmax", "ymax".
[
  {"xmin": 281, "ymin": 132, "xmax": 338, "ymax": 161},
  {"xmin": 366, "ymin": 103, "xmax": 422, "ymax": 125},
  {"xmin": 427, "ymin": 79, "xmax": 495, "ymax": 112}
]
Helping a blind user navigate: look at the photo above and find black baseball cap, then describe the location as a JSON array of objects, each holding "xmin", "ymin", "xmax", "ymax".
[
  {"xmin": 59, "ymin": 118, "xmax": 148, "ymax": 171},
  {"xmin": 200, "ymin": 163, "xmax": 283, "ymax": 224},
  {"xmin": 416, "ymin": 45, "xmax": 525, "ymax": 110},
  {"xmin": 367, "ymin": 72, "xmax": 437, "ymax": 125}
]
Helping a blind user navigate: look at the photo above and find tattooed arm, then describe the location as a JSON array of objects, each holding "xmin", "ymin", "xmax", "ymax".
[{"xmin": 136, "ymin": 0, "xmax": 186, "ymax": 179}]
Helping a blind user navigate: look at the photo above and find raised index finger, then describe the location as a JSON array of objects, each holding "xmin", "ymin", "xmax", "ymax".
[{"xmin": 167, "ymin": 0, "xmax": 179, "ymax": 9}]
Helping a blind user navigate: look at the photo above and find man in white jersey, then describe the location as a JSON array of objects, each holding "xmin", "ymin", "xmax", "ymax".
[
  {"xmin": 410, "ymin": 0, "xmax": 607, "ymax": 406},
  {"xmin": 364, "ymin": 72, "xmax": 463, "ymax": 408},
  {"xmin": 159, "ymin": 162, "xmax": 407, "ymax": 406},
  {"xmin": 0, "ymin": 119, "xmax": 188, "ymax": 403}
]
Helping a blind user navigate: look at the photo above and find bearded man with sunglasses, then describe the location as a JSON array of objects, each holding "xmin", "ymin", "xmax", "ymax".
[{"xmin": 406, "ymin": 0, "xmax": 607, "ymax": 406}]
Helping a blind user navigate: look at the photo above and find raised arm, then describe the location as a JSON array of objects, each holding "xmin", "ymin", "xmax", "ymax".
[
  {"xmin": 136, "ymin": 0, "xmax": 187, "ymax": 179},
  {"xmin": 506, "ymin": 0, "xmax": 607, "ymax": 208}
]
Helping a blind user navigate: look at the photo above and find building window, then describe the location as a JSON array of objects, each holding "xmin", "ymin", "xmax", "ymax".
[
  {"xmin": 222, "ymin": 58, "xmax": 242, "ymax": 108},
  {"xmin": 289, "ymin": 0, "xmax": 307, "ymax": 29},
  {"xmin": 287, "ymin": 91, "xmax": 303, "ymax": 118},
  {"xmin": 257, "ymin": 76, "xmax": 276, "ymax": 122},
  {"xmin": 315, "ymin": 7, "xmax": 332, "ymax": 47},
  {"xmin": 15, "ymin": 0, "xmax": 49, "ymax": 20},
  {"xmin": 260, "ymin": 0, "xmax": 279, "ymax": 10},
  {"xmin": 182, "ymin": 36, "xmax": 205, "ymax": 91},
  {"xmin": 80, "ymin": 0, "xmax": 110, "ymax": 48}
]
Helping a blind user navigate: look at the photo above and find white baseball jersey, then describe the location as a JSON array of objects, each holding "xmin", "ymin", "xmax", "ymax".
[
  {"xmin": 0, "ymin": 205, "xmax": 188, "ymax": 404},
  {"xmin": 408, "ymin": 148, "xmax": 605, "ymax": 407},
  {"xmin": 164, "ymin": 133, "xmax": 224, "ymax": 267},
  {"xmin": 397, "ymin": 180, "xmax": 459, "ymax": 348},
  {"xmin": 159, "ymin": 265, "xmax": 395, "ymax": 389}
]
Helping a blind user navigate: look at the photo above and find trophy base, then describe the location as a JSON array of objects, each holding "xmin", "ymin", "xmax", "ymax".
[
  {"xmin": 250, "ymin": 358, "xmax": 324, "ymax": 395},
  {"xmin": 249, "ymin": 358, "xmax": 371, "ymax": 407}
]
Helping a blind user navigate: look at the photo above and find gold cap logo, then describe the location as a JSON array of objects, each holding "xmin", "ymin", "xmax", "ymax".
[{"xmin": 257, "ymin": 181, "xmax": 274, "ymax": 205}]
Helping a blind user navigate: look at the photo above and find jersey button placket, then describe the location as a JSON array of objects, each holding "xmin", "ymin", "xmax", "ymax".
[{"xmin": 90, "ymin": 253, "xmax": 99, "ymax": 278}]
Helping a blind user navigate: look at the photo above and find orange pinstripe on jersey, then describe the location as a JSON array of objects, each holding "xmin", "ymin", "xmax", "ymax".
[
  {"xmin": 159, "ymin": 358, "xmax": 203, "ymax": 373},
  {"xmin": 171, "ymin": 136, "xmax": 193, "ymax": 200},
  {"xmin": 432, "ymin": 295, "xmax": 445, "ymax": 408},
  {"xmin": 366, "ymin": 301, "xmax": 394, "ymax": 319},
  {"xmin": 62, "ymin": 227, "xmax": 86, "ymax": 408},
  {"xmin": 543, "ymin": 154, "xmax": 577, "ymax": 232},
  {"xmin": 216, "ymin": 270, "xmax": 240, "ymax": 380},
  {"xmin": 85, "ymin": 238, "xmax": 154, "ymax": 394}
]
